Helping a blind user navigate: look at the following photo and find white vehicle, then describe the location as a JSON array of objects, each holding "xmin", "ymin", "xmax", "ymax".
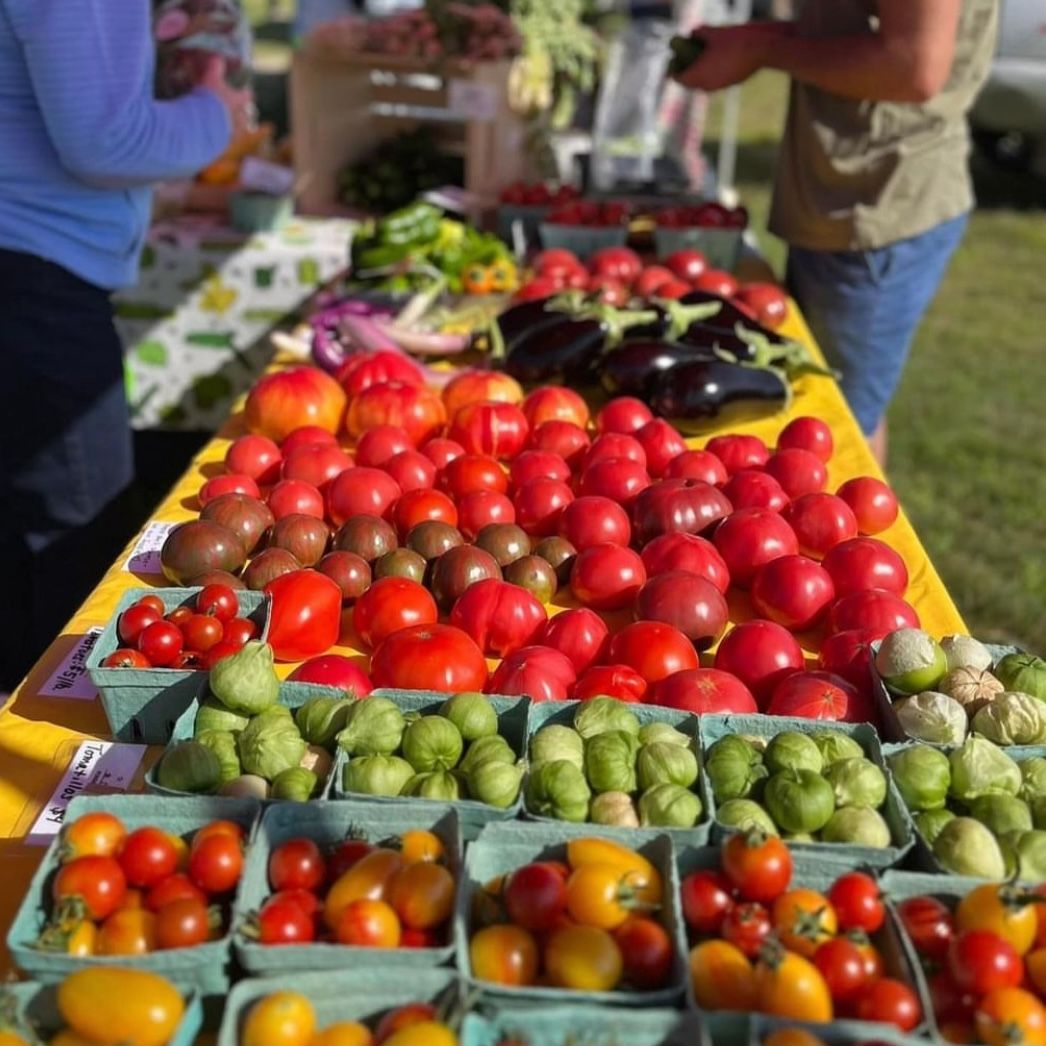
[{"xmin": 969, "ymin": 0, "xmax": 1046, "ymax": 171}]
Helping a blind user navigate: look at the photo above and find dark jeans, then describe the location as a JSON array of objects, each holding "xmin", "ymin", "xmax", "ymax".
[{"xmin": 0, "ymin": 249, "xmax": 134, "ymax": 690}]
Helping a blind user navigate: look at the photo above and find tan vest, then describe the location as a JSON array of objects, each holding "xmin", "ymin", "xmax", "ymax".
[{"xmin": 769, "ymin": 0, "xmax": 999, "ymax": 251}]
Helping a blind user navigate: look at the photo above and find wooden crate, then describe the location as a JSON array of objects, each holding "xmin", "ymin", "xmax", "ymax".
[{"xmin": 290, "ymin": 48, "xmax": 533, "ymax": 217}]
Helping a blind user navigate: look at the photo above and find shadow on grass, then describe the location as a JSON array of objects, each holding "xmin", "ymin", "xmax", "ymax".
[{"xmin": 969, "ymin": 151, "xmax": 1046, "ymax": 212}]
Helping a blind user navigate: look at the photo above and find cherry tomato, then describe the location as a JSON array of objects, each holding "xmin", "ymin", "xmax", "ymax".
[
  {"xmin": 53, "ymin": 856, "xmax": 127, "ymax": 921},
  {"xmin": 812, "ymin": 936, "xmax": 870, "ymax": 1003},
  {"xmin": 652, "ymin": 667, "xmax": 757, "ymax": 714},
  {"xmin": 280, "ymin": 444, "xmax": 353, "ymax": 490},
  {"xmin": 826, "ymin": 871, "xmax": 884, "ymax": 934},
  {"xmin": 354, "ymin": 425, "xmax": 412, "ymax": 469},
  {"xmin": 558, "ymin": 496, "xmax": 632, "ymax": 551},
  {"xmin": 536, "ymin": 608, "xmax": 609, "ymax": 675},
  {"xmin": 503, "ymin": 862, "xmax": 568, "ymax": 933},
  {"xmin": 821, "ymin": 537, "xmax": 909, "ymax": 599},
  {"xmin": 836, "ymin": 476, "xmax": 899, "ymax": 535},
  {"xmin": 664, "ymin": 449, "xmax": 729, "ymax": 485},
  {"xmin": 328, "ymin": 839, "xmax": 375, "ymax": 882},
  {"xmin": 119, "ymin": 828, "xmax": 179, "ymax": 889},
  {"xmin": 450, "ymin": 578, "xmax": 547, "ymax": 658},
  {"xmin": 170, "ymin": 650, "xmax": 205, "ymax": 669},
  {"xmin": 398, "ymin": 829, "xmax": 443, "ymax": 865},
  {"xmin": 222, "ymin": 617, "xmax": 259, "ymax": 647},
  {"xmin": 154, "ymin": 897, "xmax": 210, "ymax": 950},
  {"xmin": 763, "ymin": 449, "xmax": 828, "ymax": 499},
  {"xmin": 470, "ymin": 924, "xmax": 539, "ymax": 986},
  {"xmin": 956, "ymin": 884, "xmax": 1039, "ymax": 956},
  {"xmin": 722, "ymin": 902, "xmax": 773, "ymax": 958},
  {"xmin": 689, "ymin": 939, "xmax": 756, "ymax": 1011},
  {"xmin": 583, "ymin": 433, "xmax": 647, "ymax": 471},
  {"xmin": 420, "ymin": 437, "xmax": 464, "ymax": 471},
  {"xmin": 513, "ymin": 477, "xmax": 575, "ymax": 537},
  {"xmin": 680, "ymin": 869, "xmax": 735, "ymax": 935},
  {"xmin": 713, "ymin": 621, "xmax": 805, "ymax": 708},
  {"xmin": 570, "ymin": 543, "xmax": 647, "ymax": 611},
  {"xmin": 721, "ymin": 469, "xmax": 790, "ymax": 514},
  {"xmin": 380, "ymin": 449, "xmax": 436, "ymax": 494},
  {"xmin": 693, "ymin": 269, "xmax": 739, "ymax": 297},
  {"xmin": 456, "ymin": 490, "xmax": 515, "ymax": 540},
  {"xmin": 96, "ymin": 907, "xmax": 156, "ymax": 956},
  {"xmin": 352, "ymin": 577, "xmax": 438, "ymax": 650},
  {"xmin": 449, "ymin": 400, "xmax": 529, "ymax": 460},
  {"xmin": 439, "ymin": 454, "xmax": 507, "ymax": 501},
  {"xmin": 828, "ymin": 588, "xmax": 919, "ymax": 635},
  {"xmin": 268, "ymin": 838, "xmax": 326, "ymax": 894},
  {"xmin": 199, "ymin": 473, "xmax": 261, "ymax": 506},
  {"xmin": 62, "ymin": 811, "xmax": 127, "ymax": 860},
  {"xmin": 772, "ymin": 888, "xmax": 838, "ymax": 958},
  {"xmin": 521, "ymin": 386, "xmax": 589, "ymax": 430},
  {"xmin": 734, "ymin": 282, "xmax": 788, "ymax": 328},
  {"xmin": 572, "ymin": 664, "xmax": 647, "ymax": 703},
  {"xmin": 390, "ymin": 488, "xmax": 458, "ymax": 540},
  {"xmin": 596, "ymin": 397, "xmax": 654, "ymax": 435},
  {"xmin": 387, "ymin": 862, "xmax": 456, "ymax": 931},
  {"xmin": 766, "ymin": 670, "xmax": 865, "ymax": 723},
  {"xmin": 225, "ymin": 433, "xmax": 282, "ymax": 484},
  {"xmin": 949, "ymin": 930, "xmax": 1023, "ymax": 995},
  {"xmin": 577, "ymin": 458, "xmax": 652, "ymax": 506},
  {"xmin": 180, "ymin": 613, "xmax": 224, "ymax": 653},
  {"xmin": 268, "ymin": 478, "xmax": 325, "ymax": 521},
  {"xmin": 614, "ymin": 917, "xmax": 673, "ymax": 990},
  {"xmin": 705, "ymin": 434, "xmax": 769, "ymax": 475},
  {"xmin": 713, "ymin": 508, "xmax": 799, "ymax": 588},
  {"xmin": 606, "ymin": 620, "xmax": 699, "ymax": 685},
  {"xmin": 257, "ymin": 895, "xmax": 316, "ymax": 945},
  {"xmin": 896, "ymin": 895, "xmax": 955, "ymax": 962},
  {"xmin": 778, "ymin": 417, "xmax": 833, "ymax": 462},
  {"xmin": 137, "ymin": 620, "xmax": 183, "ymax": 667},
  {"xmin": 545, "ymin": 924, "xmax": 624, "ymax": 991},
  {"xmin": 589, "ymin": 245, "xmax": 642, "ymax": 285},
  {"xmin": 192, "ymin": 820, "xmax": 246, "ymax": 850},
  {"xmin": 509, "ymin": 450, "xmax": 571, "ymax": 492},
  {"xmin": 975, "ymin": 987, "xmax": 1046, "ymax": 1046},
  {"xmin": 102, "ymin": 647, "xmax": 152, "ymax": 668},
  {"xmin": 488, "ymin": 644, "xmax": 576, "ymax": 702},
  {"xmin": 663, "ymin": 249, "xmax": 708, "ymax": 282},
  {"xmin": 750, "ymin": 555, "xmax": 835, "ymax": 632},
  {"xmin": 145, "ymin": 873, "xmax": 207, "ymax": 912},
  {"xmin": 281, "ymin": 425, "xmax": 339, "ymax": 455},
  {"xmin": 326, "ymin": 468, "xmax": 402, "ymax": 527},
  {"xmin": 526, "ymin": 420, "xmax": 591, "ymax": 470},
  {"xmin": 784, "ymin": 493, "xmax": 859, "ymax": 559},
  {"xmin": 188, "ymin": 834, "xmax": 243, "ymax": 895},
  {"xmin": 634, "ymin": 419, "xmax": 687, "ymax": 478},
  {"xmin": 118, "ymin": 604, "xmax": 162, "ymax": 646},
  {"xmin": 370, "ymin": 624, "xmax": 489, "ymax": 693},
  {"xmin": 639, "ymin": 532, "xmax": 730, "ymax": 594},
  {"xmin": 855, "ymin": 977, "xmax": 923, "ymax": 1032},
  {"xmin": 335, "ymin": 899, "xmax": 401, "ymax": 948},
  {"xmin": 722, "ymin": 830, "xmax": 793, "ymax": 904},
  {"xmin": 196, "ymin": 583, "xmax": 240, "ymax": 622},
  {"xmin": 849, "ymin": 930, "xmax": 885, "ymax": 981}
]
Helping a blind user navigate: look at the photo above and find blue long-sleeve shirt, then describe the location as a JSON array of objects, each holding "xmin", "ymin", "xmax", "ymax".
[{"xmin": 0, "ymin": 0, "xmax": 231, "ymax": 289}]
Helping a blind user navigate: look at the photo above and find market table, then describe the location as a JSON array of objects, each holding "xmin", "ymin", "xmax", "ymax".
[{"xmin": 0, "ymin": 306, "xmax": 965, "ymax": 974}]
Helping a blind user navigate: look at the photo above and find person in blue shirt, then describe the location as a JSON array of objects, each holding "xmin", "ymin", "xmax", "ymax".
[{"xmin": 0, "ymin": 0, "xmax": 249, "ymax": 689}]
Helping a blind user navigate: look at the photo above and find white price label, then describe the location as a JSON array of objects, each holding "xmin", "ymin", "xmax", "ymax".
[
  {"xmin": 27, "ymin": 741, "xmax": 146, "ymax": 845},
  {"xmin": 448, "ymin": 79, "xmax": 497, "ymax": 122},
  {"xmin": 240, "ymin": 156, "xmax": 296, "ymax": 197},
  {"xmin": 124, "ymin": 521, "xmax": 177, "ymax": 574},
  {"xmin": 39, "ymin": 628, "xmax": 103, "ymax": 700}
]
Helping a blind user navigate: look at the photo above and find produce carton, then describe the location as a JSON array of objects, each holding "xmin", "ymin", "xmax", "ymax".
[
  {"xmin": 232, "ymin": 799, "xmax": 463, "ymax": 976},
  {"xmin": 748, "ymin": 1014, "xmax": 930, "ymax": 1046},
  {"xmin": 653, "ymin": 226, "xmax": 742, "ymax": 271},
  {"xmin": 145, "ymin": 680, "xmax": 349, "ymax": 801},
  {"xmin": 85, "ymin": 587, "xmax": 270, "ymax": 744},
  {"xmin": 1, "ymin": 980, "xmax": 204, "ymax": 1046},
  {"xmin": 329, "ymin": 688, "xmax": 531, "ymax": 840},
  {"xmin": 522, "ymin": 698, "xmax": 712, "ymax": 845},
  {"xmin": 698, "ymin": 713, "xmax": 914, "ymax": 869},
  {"xmin": 537, "ymin": 222, "xmax": 628, "ymax": 258},
  {"xmin": 217, "ymin": 967, "xmax": 462, "ymax": 1046},
  {"xmin": 6, "ymin": 795, "xmax": 261, "ymax": 998},
  {"xmin": 455, "ymin": 820, "xmax": 688, "ymax": 1007}
]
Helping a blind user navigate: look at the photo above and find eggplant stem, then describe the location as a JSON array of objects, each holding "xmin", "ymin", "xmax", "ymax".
[{"xmin": 653, "ymin": 298, "xmax": 723, "ymax": 340}]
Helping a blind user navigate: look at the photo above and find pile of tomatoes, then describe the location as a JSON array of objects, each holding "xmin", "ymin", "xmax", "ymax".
[
  {"xmin": 250, "ymin": 829, "xmax": 456, "ymax": 950},
  {"xmin": 542, "ymin": 200, "xmax": 631, "ymax": 228},
  {"xmin": 101, "ymin": 585, "xmax": 260, "ymax": 670},
  {"xmin": 468, "ymin": 836, "xmax": 674, "ymax": 994},
  {"xmin": 684, "ymin": 831, "xmax": 922, "ymax": 1031},
  {"xmin": 896, "ymin": 882, "xmax": 1046, "ymax": 1044},
  {"xmin": 656, "ymin": 201, "xmax": 748, "ymax": 230},
  {"xmin": 241, "ymin": 991, "xmax": 457, "ymax": 1046},
  {"xmin": 38, "ymin": 811, "xmax": 245, "ymax": 957}
]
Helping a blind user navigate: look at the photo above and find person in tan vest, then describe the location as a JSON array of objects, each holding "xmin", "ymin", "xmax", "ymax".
[{"xmin": 673, "ymin": 0, "xmax": 998, "ymax": 464}]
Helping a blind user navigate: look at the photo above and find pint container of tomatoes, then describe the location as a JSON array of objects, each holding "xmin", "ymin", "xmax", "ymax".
[
  {"xmin": 86, "ymin": 586, "xmax": 271, "ymax": 744},
  {"xmin": 653, "ymin": 202, "xmax": 747, "ymax": 271},
  {"xmin": 232, "ymin": 799, "xmax": 463, "ymax": 976},
  {"xmin": 457, "ymin": 821, "xmax": 688, "ymax": 1005},
  {"xmin": 6, "ymin": 794, "xmax": 258, "ymax": 998},
  {"xmin": 1, "ymin": 973, "xmax": 204, "ymax": 1046},
  {"xmin": 698, "ymin": 713, "xmax": 913, "ymax": 870},
  {"xmin": 215, "ymin": 966, "xmax": 462, "ymax": 1046},
  {"xmin": 748, "ymin": 1013, "xmax": 929, "ymax": 1046}
]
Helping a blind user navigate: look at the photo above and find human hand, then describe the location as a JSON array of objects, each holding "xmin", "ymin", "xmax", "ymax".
[
  {"xmin": 200, "ymin": 56, "xmax": 255, "ymax": 138},
  {"xmin": 671, "ymin": 25, "xmax": 769, "ymax": 91}
]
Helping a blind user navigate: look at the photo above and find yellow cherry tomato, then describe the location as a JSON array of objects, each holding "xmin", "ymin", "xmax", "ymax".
[
  {"xmin": 754, "ymin": 947, "xmax": 833, "ymax": 1023},
  {"xmin": 96, "ymin": 908, "xmax": 155, "ymax": 956},
  {"xmin": 564, "ymin": 864, "xmax": 637, "ymax": 930},
  {"xmin": 470, "ymin": 924, "xmax": 539, "ymax": 986},
  {"xmin": 61, "ymin": 811, "xmax": 126, "ymax": 861},
  {"xmin": 487, "ymin": 259, "xmax": 518, "ymax": 293},
  {"xmin": 544, "ymin": 924, "xmax": 623, "ymax": 992},
  {"xmin": 382, "ymin": 1023, "xmax": 457, "ymax": 1046},
  {"xmin": 565, "ymin": 839, "xmax": 662, "ymax": 905},
  {"xmin": 66, "ymin": 920, "xmax": 97, "ymax": 957},
  {"xmin": 688, "ymin": 940, "xmax": 755, "ymax": 1012},
  {"xmin": 763, "ymin": 1031, "xmax": 827, "ymax": 1046},
  {"xmin": 771, "ymin": 889, "xmax": 838, "ymax": 958},
  {"xmin": 956, "ymin": 883, "xmax": 1040, "ymax": 956},
  {"xmin": 324, "ymin": 849, "xmax": 404, "ymax": 930},
  {"xmin": 974, "ymin": 987, "xmax": 1046, "ymax": 1046},
  {"xmin": 243, "ymin": 992, "xmax": 317, "ymax": 1046},
  {"xmin": 309, "ymin": 1021, "xmax": 373, "ymax": 1046},
  {"xmin": 57, "ymin": 968, "xmax": 185, "ymax": 1046},
  {"xmin": 387, "ymin": 862, "xmax": 456, "ymax": 930},
  {"xmin": 399, "ymin": 830, "xmax": 443, "ymax": 864}
]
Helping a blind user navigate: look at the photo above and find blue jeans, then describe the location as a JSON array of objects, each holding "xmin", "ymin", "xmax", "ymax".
[{"xmin": 786, "ymin": 212, "xmax": 969, "ymax": 435}]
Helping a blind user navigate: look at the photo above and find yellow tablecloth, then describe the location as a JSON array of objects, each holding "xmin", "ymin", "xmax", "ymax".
[{"xmin": 0, "ymin": 307, "xmax": 964, "ymax": 972}]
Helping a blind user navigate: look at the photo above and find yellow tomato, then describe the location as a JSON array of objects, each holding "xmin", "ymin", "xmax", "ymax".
[
  {"xmin": 763, "ymin": 1031, "xmax": 827, "ymax": 1046},
  {"xmin": 382, "ymin": 1022, "xmax": 457, "ymax": 1046},
  {"xmin": 309, "ymin": 1021, "xmax": 373, "ymax": 1046},
  {"xmin": 564, "ymin": 865, "xmax": 635, "ymax": 930},
  {"xmin": 470, "ymin": 924, "xmax": 539, "ymax": 986},
  {"xmin": 324, "ymin": 849, "xmax": 405, "ymax": 931},
  {"xmin": 975, "ymin": 987, "xmax": 1046, "ymax": 1046},
  {"xmin": 61, "ymin": 811, "xmax": 126, "ymax": 861},
  {"xmin": 65, "ymin": 921, "xmax": 96, "ymax": 957},
  {"xmin": 565, "ymin": 839, "xmax": 662, "ymax": 905},
  {"xmin": 544, "ymin": 925, "xmax": 623, "ymax": 992},
  {"xmin": 399, "ymin": 830, "xmax": 443, "ymax": 864},
  {"xmin": 956, "ymin": 883, "xmax": 1039, "ymax": 956},
  {"xmin": 386, "ymin": 862, "xmax": 455, "ymax": 930},
  {"xmin": 96, "ymin": 908, "xmax": 155, "ymax": 956},
  {"xmin": 771, "ymin": 889, "xmax": 838, "ymax": 959},
  {"xmin": 754, "ymin": 948, "xmax": 833, "ymax": 1023},
  {"xmin": 242, "ymin": 992, "xmax": 317, "ymax": 1046},
  {"xmin": 689, "ymin": 940, "xmax": 755, "ymax": 1012},
  {"xmin": 57, "ymin": 968, "xmax": 185, "ymax": 1046},
  {"xmin": 48, "ymin": 1034, "xmax": 96, "ymax": 1046}
]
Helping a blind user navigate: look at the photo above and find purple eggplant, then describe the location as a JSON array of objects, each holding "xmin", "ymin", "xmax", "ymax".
[
  {"xmin": 599, "ymin": 339, "xmax": 719, "ymax": 397},
  {"xmin": 497, "ymin": 298, "xmax": 567, "ymax": 349},
  {"xmin": 679, "ymin": 290, "xmax": 757, "ymax": 329}
]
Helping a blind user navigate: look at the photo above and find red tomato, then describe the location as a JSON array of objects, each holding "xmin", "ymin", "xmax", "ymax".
[
  {"xmin": 188, "ymin": 833, "xmax": 243, "ymax": 894},
  {"xmin": 245, "ymin": 366, "xmax": 346, "ymax": 443},
  {"xmin": 634, "ymin": 419, "xmax": 687, "ymax": 478},
  {"xmin": 897, "ymin": 896, "xmax": 955, "ymax": 962},
  {"xmin": 578, "ymin": 458, "xmax": 652, "ymax": 506},
  {"xmin": 180, "ymin": 614, "xmax": 224, "ymax": 653},
  {"xmin": 280, "ymin": 426, "xmax": 338, "ymax": 456},
  {"xmin": 663, "ymin": 449, "xmax": 728, "ymax": 485},
  {"xmin": 53, "ymin": 856, "xmax": 127, "ymax": 920},
  {"xmin": 268, "ymin": 478, "xmax": 325, "ymax": 521},
  {"xmin": 449, "ymin": 401, "xmax": 529, "ymax": 460},
  {"xmin": 783, "ymin": 493, "xmax": 859, "ymax": 560},
  {"xmin": 733, "ymin": 282, "xmax": 789, "ymax": 329},
  {"xmin": 571, "ymin": 664, "xmax": 647, "ymax": 703},
  {"xmin": 442, "ymin": 370, "xmax": 522, "ymax": 420},
  {"xmin": 778, "ymin": 417, "xmax": 833, "ymax": 462},
  {"xmin": 750, "ymin": 555, "xmax": 836, "ymax": 632},
  {"xmin": 280, "ymin": 444, "xmax": 353, "ymax": 491},
  {"xmin": 821, "ymin": 537, "xmax": 909, "ymax": 598},
  {"xmin": 526, "ymin": 420, "xmax": 591, "ymax": 469},
  {"xmin": 535, "ymin": 608, "xmax": 610, "ymax": 675},
  {"xmin": 855, "ymin": 978, "xmax": 922, "ymax": 1032},
  {"xmin": 704, "ymin": 434, "xmax": 768, "ymax": 476},
  {"xmin": 722, "ymin": 902, "xmax": 773, "ymax": 958},
  {"xmin": 558, "ymin": 496, "xmax": 632, "ymax": 550},
  {"xmin": 763, "ymin": 448, "xmax": 828, "ymax": 499},
  {"xmin": 928, "ymin": 971, "xmax": 977, "ymax": 1025},
  {"xmin": 606, "ymin": 620, "xmax": 698, "ymax": 685},
  {"xmin": 390, "ymin": 488, "xmax": 458, "ymax": 539},
  {"xmin": 145, "ymin": 873, "xmax": 206, "ymax": 912},
  {"xmin": 257, "ymin": 895, "xmax": 316, "ymax": 944},
  {"xmin": 119, "ymin": 828, "xmax": 178, "ymax": 889},
  {"xmin": 355, "ymin": 425, "xmax": 413, "ymax": 468},
  {"xmin": 836, "ymin": 477, "xmax": 899, "ymax": 535},
  {"xmin": 721, "ymin": 831, "xmax": 793, "ymax": 904},
  {"xmin": 199, "ymin": 474, "xmax": 261, "ymax": 506},
  {"xmin": 337, "ymin": 351, "xmax": 424, "ymax": 397},
  {"xmin": 521, "ymin": 386, "xmax": 589, "ymax": 430},
  {"xmin": 633, "ymin": 266, "xmax": 677, "ymax": 298},
  {"xmin": 509, "ymin": 450, "xmax": 571, "ymax": 492},
  {"xmin": 817, "ymin": 629, "xmax": 877, "ymax": 691},
  {"xmin": 949, "ymin": 931, "xmax": 1023, "ymax": 995},
  {"xmin": 326, "ymin": 467, "xmax": 402, "ymax": 526},
  {"xmin": 287, "ymin": 654, "xmax": 372, "ymax": 697},
  {"xmin": 440, "ymin": 454, "xmax": 508, "ymax": 499},
  {"xmin": 487, "ymin": 645, "xmax": 576, "ymax": 702},
  {"xmin": 102, "ymin": 648, "xmax": 152, "ymax": 668},
  {"xmin": 652, "ymin": 667, "xmax": 758, "ymax": 714},
  {"xmin": 827, "ymin": 872, "xmax": 884, "ymax": 934},
  {"xmin": 534, "ymin": 248, "xmax": 583, "ymax": 280},
  {"xmin": 450, "ymin": 578, "xmax": 547, "ymax": 657},
  {"xmin": 656, "ymin": 278, "xmax": 695, "ymax": 300},
  {"xmin": 663, "ymin": 249, "xmax": 708, "ymax": 282},
  {"xmin": 223, "ymin": 618, "xmax": 258, "ymax": 647},
  {"xmin": 263, "ymin": 569, "xmax": 343, "ymax": 661},
  {"xmin": 632, "ymin": 478, "xmax": 732, "ymax": 547},
  {"xmin": 456, "ymin": 490, "xmax": 516, "ymax": 540},
  {"xmin": 714, "ymin": 621, "xmax": 805, "ymax": 707},
  {"xmin": 370, "ymin": 624, "xmax": 488, "ymax": 692},
  {"xmin": 713, "ymin": 508, "xmax": 799, "ymax": 587},
  {"xmin": 346, "ymin": 382, "xmax": 446, "ymax": 447},
  {"xmin": 639, "ymin": 532, "xmax": 730, "ymax": 594},
  {"xmin": 720, "ymin": 470, "xmax": 788, "ymax": 514},
  {"xmin": 327, "ymin": 839, "xmax": 375, "ymax": 882},
  {"xmin": 514, "ymin": 477, "xmax": 575, "ymax": 537},
  {"xmin": 680, "ymin": 869, "xmax": 735, "ymax": 935},
  {"xmin": 570, "ymin": 543, "xmax": 647, "ymax": 611},
  {"xmin": 154, "ymin": 897, "xmax": 210, "ymax": 950},
  {"xmin": 633, "ymin": 571, "xmax": 728, "ymax": 649},
  {"xmin": 137, "ymin": 621, "xmax": 183, "ymax": 667},
  {"xmin": 420, "ymin": 437, "xmax": 464, "ymax": 470},
  {"xmin": 828, "ymin": 588, "xmax": 919, "ymax": 635},
  {"xmin": 353, "ymin": 577, "xmax": 438, "ymax": 649},
  {"xmin": 583, "ymin": 433, "xmax": 647, "ymax": 472},
  {"xmin": 614, "ymin": 917, "xmax": 674, "ymax": 990},
  {"xmin": 225, "ymin": 434, "xmax": 282, "ymax": 485},
  {"xmin": 766, "ymin": 670, "xmax": 864, "ymax": 723},
  {"xmin": 693, "ymin": 269, "xmax": 738, "ymax": 297},
  {"xmin": 590, "ymin": 246, "xmax": 642, "ymax": 285},
  {"xmin": 197, "ymin": 582, "xmax": 240, "ymax": 619},
  {"xmin": 383, "ymin": 449, "xmax": 437, "ymax": 493},
  {"xmin": 504, "ymin": 862, "xmax": 568, "ymax": 932},
  {"xmin": 118, "ymin": 604, "xmax": 162, "ymax": 646},
  {"xmin": 268, "ymin": 838, "xmax": 326, "ymax": 893},
  {"xmin": 813, "ymin": 936, "xmax": 871, "ymax": 1003}
]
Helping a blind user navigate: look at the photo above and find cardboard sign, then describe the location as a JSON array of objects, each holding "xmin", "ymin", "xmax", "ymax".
[
  {"xmin": 124, "ymin": 521, "xmax": 178, "ymax": 574},
  {"xmin": 38, "ymin": 628, "xmax": 103, "ymax": 700}
]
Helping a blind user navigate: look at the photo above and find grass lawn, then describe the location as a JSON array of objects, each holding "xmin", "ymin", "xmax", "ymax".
[{"xmin": 708, "ymin": 72, "xmax": 1046, "ymax": 648}]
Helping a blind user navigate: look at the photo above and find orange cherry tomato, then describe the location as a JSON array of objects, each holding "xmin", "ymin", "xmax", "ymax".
[
  {"xmin": 754, "ymin": 945, "xmax": 833, "ymax": 1023},
  {"xmin": 334, "ymin": 899, "xmax": 401, "ymax": 948},
  {"xmin": 689, "ymin": 940, "xmax": 756, "ymax": 1012},
  {"xmin": 956, "ymin": 883, "xmax": 1039, "ymax": 956},
  {"xmin": 398, "ymin": 830, "xmax": 444, "ymax": 865},
  {"xmin": 309, "ymin": 1021, "xmax": 373, "ymax": 1046},
  {"xmin": 166, "ymin": 833, "xmax": 189, "ymax": 873},
  {"xmin": 974, "ymin": 987, "xmax": 1046, "ymax": 1046},
  {"xmin": 386, "ymin": 862, "xmax": 455, "ymax": 931},
  {"xmin": 324, "ymin": 849, "xmax": 405, "ymax": 930},
  {"xmin": 61, "ymin": 812, "xmax": 126, "ymax": 861},
  {"xmin": 242, "ymin": 991, "xmax": 316, "ymax": 1046},
  {"xmin": 65, "ymin": 920, "xmax": 97, "ymax": 957},
  {"xmin": 772, "ymin": 889, "xmax": 838, "ymax": 958},
  {"xmin": 470, "ymin": 924, "xmax": 539, "ymax": 986},
  {"xmin": 461, "ymin": 264, "xmax": 493, "ymax": 295},
  {"xmin": 762, "ymin": 1031, "xmax": 827, "ymax": 1046},
  {"xmin": 96, "ymin": 907, "xmax": 157, "ymax": 956},
  {"xmin": 1026, "ymin": 946, "xmax": 1046, "ymax": 996},
  {"xmin": 191, "ymin": 819, "xmax": 246, "ymax": 851},
  {"xmin": 544, "ymin": 924, "xmax": 623, "ymax": 992},
  {"xmin": 565, "ymin": 864, "xmax": 639, "ymax": 930},
  {"xmin": 564, "ymin": 839, "xmax": 661, "ymax": 905},
  {"xmin": 373, "ymin": 1003, "xmax": 436, "ymax": 1044}
]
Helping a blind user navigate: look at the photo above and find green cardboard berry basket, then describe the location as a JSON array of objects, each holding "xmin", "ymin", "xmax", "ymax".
[
  {"xmin": 522, "ymin": 699, "xmax": 713, "ymax": 845},
  {"xmin": 217, "ymin": 966, "xmax": 463, "ymax": 1046},
  {"xmin": 144, "ymin": 680, "xmax": 348, "ymax": 801},
  {"xmin": 455, "ymin": 820, "xmax": 688, "ymax": 1007},
  {"xmin": 6, "ymin": 795, "xmax": 261, "ymax": 999},
  {"xmin": 677, "ymin": 843, "xmax": 931, "ymax": 1038},
  {"xmin": 698, "ymin": 713, "xmax": 913, "ymax": 869},
  {"xmin": 538, "ymin": 223, "xmax": 628, "ymax": 257},
  {"xmin": 1, "ymin": 978, "xmax": 204, "ymax": 1046},
  {"xmin": 329, "ymin": 688, "xmax": 531, "ymax": 840},
  {"xmin": 748, "ymin": 1014, "xmax": 931, "ymax": 1046},
  {"xmin": 85, "ymin": 586, "xmax": 271, "ymax": 744},
  {"xmin": 232, "ymin": 799, "xmax": 463, "ymax": 976},
  {"xmin": 653, "ymin": 226, "xmax": 742, "ymax": 271}
]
